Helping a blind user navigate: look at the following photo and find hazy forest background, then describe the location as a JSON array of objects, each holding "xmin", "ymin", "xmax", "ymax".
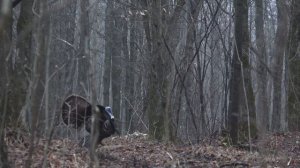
[{"xmin": 0, "ymin": 0, "xmax": 300, "ymax": 167}]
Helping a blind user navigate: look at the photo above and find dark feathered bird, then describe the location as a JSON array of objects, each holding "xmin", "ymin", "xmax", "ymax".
[
  {"xmin": 61, "ymin": 95, "xmax": 115, "ymax": 147},
  {"xmin": 61, "ymin": 95, "xmax": 92, "ymax": 129}
]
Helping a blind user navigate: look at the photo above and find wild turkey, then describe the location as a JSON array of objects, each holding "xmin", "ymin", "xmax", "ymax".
[{"xmin": 61, "ymin": 95, "xmax": 115, "ymax": 147}]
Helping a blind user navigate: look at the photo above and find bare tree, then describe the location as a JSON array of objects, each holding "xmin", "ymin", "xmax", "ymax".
[
  {"xmin": 124, "ymin": 0, "xmax": 140, "ymax": 133},
  {"xmin": 25, "ymin": 0, "xmax": 51, "ymax": 166},
  {"xmin": 102, "ymin": 1, "xmax": 123, "ymax": 130},
  {"xmin": 255, "ymin": 0, "xmax": 269, "ymax": 133},
  {"xmin": 77, "ymin": 0, "xmax": 90, "ymax": 96},
  {"xmin": 0, "ymin": 0, "xmax": 12, "ymax": 166},
  {"xmin": 102, "ymin": 1, "xmax": 113, "ymax": 106},
  {"xmin": 6, "ymin": 0, "xmax": 33, "ymax": 128},
  {"xmin": 143, "ymin": 0, "xmax": 167, "ymax": 140},
  {"xmin": 229, "ymin": 0, "xmax": 256, "ymax": 144},
  {"xmin": 287, "ymin": 0, "xmax": 300, "ymax": 131},
  {"xmin": 111, "ymin": 4, "xmax": 123, "ymax": 128},
  {"xmin": 180, "ymin": 0, "xmax": 203, "ymax": 140},
  {"xmin": 271, "ymin": 0, "xmax": 289, "ymax": 132},
  {"xmin": 141, "ymin": 0, "xmax": 186, "ymax": 141}
]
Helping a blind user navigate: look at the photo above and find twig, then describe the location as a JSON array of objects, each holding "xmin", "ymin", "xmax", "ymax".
[{"xmin": 220, "ymin": 162, "xmax": 249, "ymax": 168}]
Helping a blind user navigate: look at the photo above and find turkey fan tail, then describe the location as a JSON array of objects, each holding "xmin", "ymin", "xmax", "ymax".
[{"xmin": 61, "ymin": 95, "xmax": 92, "ymax": 129}]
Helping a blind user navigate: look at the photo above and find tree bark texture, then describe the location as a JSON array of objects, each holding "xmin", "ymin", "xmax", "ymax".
[
  {"xmin": 181, "ymin": 0, "xmax": 202, "ymax": 139},
  {"xmin": 77, "ymin": 0, "xmax": 90, "ymax": 96},
  {"xmin": 125, "ymin": 1, "xmax": 139, "ymax": 132},
  {"xmin": 142, "ymin": 0, "xmax": 185, "ymax": 141},
  {"xmin": 271, "ymin": 0, "xmax": 289, "ymax": 132},
  {"xmin": 0, "ymin": 0, "xmax": 12, "ymax": 166},
  {"xmin": 255, "ymin": 0, "xmax": 269, "ymax": 133},
  {"xmin": 102, "ymin": 0, "xmax": 123, "ymax": 126},
  {"xmin": 10, "ymin": 0, "xmax": 34, "ymax": 127},
  {"xmin": 102, "ymin": 1, "xmax": 113, "ymax": 106},
  {"xmin": 288, "ymin": 0, "xmax": 300, "ymax": 131},
  {"xmin": 229, "ymin": 0, "xmax": 256, "ymax": 144},
  {"xmin": 146, "ymin": 0, "xmax": 166, "ymax": 140},
  {"xmin": 111, "ymin": 6, "xmax": 122, "ymax": 126}
]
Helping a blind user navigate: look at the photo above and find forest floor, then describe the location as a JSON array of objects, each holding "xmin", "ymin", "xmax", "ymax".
[{"xmin": 5, "ymin": 129, "xmax": 300, "ymax": 168}]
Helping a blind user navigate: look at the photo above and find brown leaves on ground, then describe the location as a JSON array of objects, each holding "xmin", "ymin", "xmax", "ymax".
[{"xmin": 4, "ymin": 129, "xmax": 300, "ymax": 167}]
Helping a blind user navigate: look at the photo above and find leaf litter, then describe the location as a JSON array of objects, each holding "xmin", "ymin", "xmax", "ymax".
[{"xmin": 4, "ymin": 129, "xmax": 300, "ymax": 167}]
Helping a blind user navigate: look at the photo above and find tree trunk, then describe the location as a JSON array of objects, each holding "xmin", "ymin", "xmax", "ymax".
[
  {"xmin": 111, "ymin": 6, "xmax": 122, "ymax": 127},
  {"xmin": 146, "ymin": 0, "xmax": 165, "ymax": 140},
  {"xmin": 0, "ymin": 0, "xmax": 12, "ymax": 118},
  {"xmin": 271, "ymin": 0, "xmax": 289, "ymax": 132},
  {"xmin": 25, "ymin": 0, "xmax": 49, "ymax": 166},
  {"xmin": 123, "ymin": 0, "xmax": 141, "ymax": 132},
  {"xmin": 30, "ymin": 3, "xmax": 49, "ymax": 132},
  {"xmin": 287, "ymin": 0, "xmax": 300, "ymax": 131},
  {"xmin": 142, "ymin": 0, "xmax": 185, "ymax": 141},
  {"xmin": 125, "ymin": 2, "xmax": 138, "ymax": 132},
  {"xmin": 255, "ymin": 0, "xmax": 269, "ymax": 133},
  {"xmin": 182, "ymin": 0, "xmax": 202, "ymax": 139},
  {"xmin": 13, "ymin": 0, "xmax": 34, "ymax": 128},
  {"xmin": 120, "ymin": 10, "xmax": 129, "ymax": 134},
  {"xmin": 0, "ymin": 0, "xmax": 12, "ymax": 167},
  {"xmin": 229, "ymin": 0, "xmax": 256, "ymax": 144},
  {"xmin": 103, "ymin": 1, "xmax": 122, "ymax": 126},
  {"xmin": 102, "ymin": 1, "xmax": 113, "ymax": 106},
  {"xmin": 77, "ymin": 0, "xmax": 89, "ymax": 96}
]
